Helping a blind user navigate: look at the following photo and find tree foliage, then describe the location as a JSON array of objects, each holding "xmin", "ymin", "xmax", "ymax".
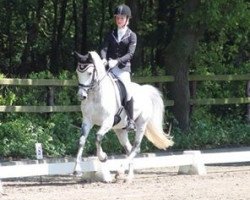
[{"xmin": 0, "ymin": 0, "xmax": 248, "ymax": 74}]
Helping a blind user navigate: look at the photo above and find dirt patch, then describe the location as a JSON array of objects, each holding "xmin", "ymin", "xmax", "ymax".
[{"xmin": 1, "ymin": 165, "xmax": 250, "ymax": 200}]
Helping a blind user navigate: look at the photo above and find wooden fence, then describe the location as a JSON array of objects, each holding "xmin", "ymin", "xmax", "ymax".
[{"xmin": 0, "ymin": 74, "xmax": 249, "ymax": 113}]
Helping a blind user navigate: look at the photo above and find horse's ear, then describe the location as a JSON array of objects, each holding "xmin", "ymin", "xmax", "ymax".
[
  {"xmin": 74, "ymin": 51, "xmax": 81, "ymax": 61},
  {"xmin": 74, "ymin": 51, "xmax": 89, "ymax": 63}
]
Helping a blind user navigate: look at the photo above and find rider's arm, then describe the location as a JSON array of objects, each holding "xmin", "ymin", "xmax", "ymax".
[{"xmin": 117, "ymin": 32, "xmax": 137, "ymax": 65}]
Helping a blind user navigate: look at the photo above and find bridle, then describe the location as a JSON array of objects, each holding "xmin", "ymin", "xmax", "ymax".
[
  {"xmin": 77, "ymin": 62, "xmax": 107, "ymax": 95},
  {"xmin": 77, "ymin": 63, "xmax": 98, "ymax": 94}
]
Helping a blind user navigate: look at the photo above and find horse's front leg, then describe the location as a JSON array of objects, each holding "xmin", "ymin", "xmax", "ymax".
[
  {"xmin": 95, "ymin": 119, "xmax": 113, "ymax": 162},
  {"xmin": 73, "ymin": 120, "xmax": 93, "ymax": 175}
]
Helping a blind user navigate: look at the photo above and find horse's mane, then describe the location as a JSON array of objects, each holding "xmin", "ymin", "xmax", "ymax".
[{"xmin": 89, "ymin": 51, "xmax": 106, "ymax": 77}]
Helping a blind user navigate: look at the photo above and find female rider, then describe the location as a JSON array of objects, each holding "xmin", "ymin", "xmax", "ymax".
[{"xmin": 100, "ymin": 4, "xmax": 137, "ymax": 131}]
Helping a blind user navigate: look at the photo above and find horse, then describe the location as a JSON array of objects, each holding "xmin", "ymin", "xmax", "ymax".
[{"xmin": 73, "ymin": 51, "xmax": 173, "ymax": 181}]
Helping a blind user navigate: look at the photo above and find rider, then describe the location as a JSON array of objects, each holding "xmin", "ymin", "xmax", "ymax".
[{"xmin": 100, "ymin": 4, "xmax": 137, "ymax": 131}]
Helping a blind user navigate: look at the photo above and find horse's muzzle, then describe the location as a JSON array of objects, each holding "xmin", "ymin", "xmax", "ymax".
[
  {"xmin": 78, "ymin": 95, "xmax": 87, "ymax": 101},
  {"xmin": 77, "ymin": 89, "xmax": 88, "ymax": 101}
]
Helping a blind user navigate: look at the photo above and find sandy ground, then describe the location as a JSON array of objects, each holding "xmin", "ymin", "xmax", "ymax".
[{"xmin": 1, "ymin": 164, "xmax": 250, "ymax": 200}]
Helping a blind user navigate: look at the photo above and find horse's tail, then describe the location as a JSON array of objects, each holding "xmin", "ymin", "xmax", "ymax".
[{"xmin": 143, "ymin": 85, "xmax": 174, "ymax": 150}]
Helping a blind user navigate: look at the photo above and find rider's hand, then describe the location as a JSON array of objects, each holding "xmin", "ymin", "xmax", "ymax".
[
  {"xmin": 108, "ymin": 59, "xmax": 118, "ymax": 68},
  {"xmin": 102, "ymin": 59, "xmax": 108, "ymax": 66}
]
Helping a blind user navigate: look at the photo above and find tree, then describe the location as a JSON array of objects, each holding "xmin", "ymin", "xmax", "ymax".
[
  {"xmin": 73, "ymin": 0, "xmax": 89, "ymax": 54},
  {"xmin": 18, "ymin": 0, "xmax": 45, "ymax": 75},
  {"xmin": 50, "ymin": 0, "xmax": 68, "ymax": 74},
  {"xmin": 163, "ymin": 0, "xmax": 203, "ymax": 131},
  {"xmin": 125, "ymin": 0, "xmax": 142, "ymax": 70}
]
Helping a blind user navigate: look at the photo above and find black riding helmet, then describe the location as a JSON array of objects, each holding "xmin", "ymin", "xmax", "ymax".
[{"xmin": 114, "ymin": 4, "xmax": 132, "ymax": 18}]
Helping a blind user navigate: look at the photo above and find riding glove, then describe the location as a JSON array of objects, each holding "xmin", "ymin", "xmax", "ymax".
[
  {"xmin": 108, "ymin": 59, "xmax": 118, "ymax": 68},
  {"xmin": 102, "ymin": 59, "xmax": 108, "ymax": 66}
]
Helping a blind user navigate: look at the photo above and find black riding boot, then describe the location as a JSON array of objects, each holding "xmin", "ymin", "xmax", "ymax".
[{"xmin": 125, "ymin": 98, "xmax": 136, "ymax": 131}]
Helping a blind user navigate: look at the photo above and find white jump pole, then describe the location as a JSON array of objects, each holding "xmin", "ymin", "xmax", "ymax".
[{"xmin": 0, "ymin": 149, "xmax": 250, "ymax": 184}]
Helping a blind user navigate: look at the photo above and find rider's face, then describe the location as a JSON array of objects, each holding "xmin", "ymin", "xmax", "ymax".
[{"xmin": 115, "ymin": 15, "xmax": 127, "ymax": 28}]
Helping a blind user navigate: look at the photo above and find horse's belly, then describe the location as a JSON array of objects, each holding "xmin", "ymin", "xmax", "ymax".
[{"xmin": 82, "ymin": 103, "xmax": 114, "ymax": 126}]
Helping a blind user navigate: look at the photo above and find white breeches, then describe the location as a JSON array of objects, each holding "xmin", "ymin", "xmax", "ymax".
[{"xmin": 111, "ymin": 66, "xmax": 132, "ymax": 100}]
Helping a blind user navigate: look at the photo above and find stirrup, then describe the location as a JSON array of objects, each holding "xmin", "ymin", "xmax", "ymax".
[{"xmin": 126, "ymin": 120, "xmax": 136, "ymax": 131}]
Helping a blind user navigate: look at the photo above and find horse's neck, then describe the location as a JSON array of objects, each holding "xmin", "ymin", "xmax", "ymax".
[
  {"xmin": 99, "ymin": 75, "xmax": 115, "ymax": 96},
  {"xmin": 102, "ymin": 77, "xmax": 119, "ymax": 110},
  {"xmin": 89, "ymin": 75, "xmax": 115, "ymax": 102}
]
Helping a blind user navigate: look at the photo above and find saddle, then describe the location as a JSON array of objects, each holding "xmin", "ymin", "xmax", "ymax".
[{"xmin": 108, "ymin": 72, "xmax": 127, "ymax": 126}]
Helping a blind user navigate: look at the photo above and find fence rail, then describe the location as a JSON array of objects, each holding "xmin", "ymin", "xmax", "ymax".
[
  {"xmin": 0, "ymin": 74, "xmax": 249, "ymax": 113},
  {"xmin": 0, "ymin": 105, "xmax": 81, "ymax": 113},
  {"xmin": 0, "ymin": 74, "xmax": 249, "ymax": 85},
  {"xmin": 0, "ymin": 78, "xmax": 77, "ymax": 86}
]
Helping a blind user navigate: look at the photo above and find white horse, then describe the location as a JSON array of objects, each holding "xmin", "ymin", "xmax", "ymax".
[{"xmin": 73, "ymin": 51, "xmax": 173, "ymax": 181}]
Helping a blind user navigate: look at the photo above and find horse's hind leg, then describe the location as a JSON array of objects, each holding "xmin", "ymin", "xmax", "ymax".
[
  {"xmin": 125, "ymin": 121, "xmax": 147, "ymax": 181},
  {"xmin": 113, "ymin": 129, "xmax": 132, "ymax": 181},
  {"xmin": 116, "ymin": 121, "xmax": 147, "ymax": 182},
  {"xmin": 114, "ymin": 129, "xmax": 132, "ymax": 155},
  {"xmin": 127, "ymin": 122, "xmax": 147, "ymax": 160}
]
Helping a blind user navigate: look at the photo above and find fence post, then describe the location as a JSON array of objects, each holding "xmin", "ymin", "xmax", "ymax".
[{"xmin": 47, "ymin": 86, "xmax": 55, "ymax": 106}]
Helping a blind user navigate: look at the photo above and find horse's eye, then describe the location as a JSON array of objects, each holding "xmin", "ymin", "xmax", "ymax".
[
  {"xmin": 78, "ymin": 64, "xmax": 85, "ymax": 71},
  {"xmin": 88, "ymin": 71, "xmax": 92, "ymax": 76}
]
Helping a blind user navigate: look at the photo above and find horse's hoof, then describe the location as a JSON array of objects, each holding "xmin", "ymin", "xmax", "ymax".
[
  {"xmin": 124, "ymin": 177, "xmax": 133, "ymax": 183},
  {"xmin": 115, "ymin": 171, "xmax": 126, "ymax": 181},
  {"xmin": 99, "ymin": 156, "xmax": 107, "ymax": 162},
  {"xmin": 73, "ymin": 171, "xmax": 83, "ymax": 177},
  {"xmin": 115, "ymin": 175, "xmax": 133, "ymax": 183},
  {"xmin": 124, "ymin": 172, "xmax": 134, "ymax": 183},
  {"xmin": 99, "ymin": 153, "xmax": 108, "ymax": 162}
]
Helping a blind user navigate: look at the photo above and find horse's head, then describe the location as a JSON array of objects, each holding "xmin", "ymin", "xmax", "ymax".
[{"xmin": 74, "ymin": 51, "xmax": 105, "ymax": 101}]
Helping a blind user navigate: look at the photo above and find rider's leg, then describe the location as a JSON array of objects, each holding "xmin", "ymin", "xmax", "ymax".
[
  {"xmin": 124, "ymin": 97, "xmax": 136, "ymax": 131},
  {"xmin": 111, "ymin": 67, "xmax": 136, "ymax": 131},
  {"xmin": 122, "ymin": 76, "xmax": 136, "ymax": 131}
]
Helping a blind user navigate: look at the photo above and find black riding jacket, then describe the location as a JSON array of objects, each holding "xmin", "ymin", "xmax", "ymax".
[{"xmin": 100, "ymin": 27, "xmax": 137, "ymax": 72}]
